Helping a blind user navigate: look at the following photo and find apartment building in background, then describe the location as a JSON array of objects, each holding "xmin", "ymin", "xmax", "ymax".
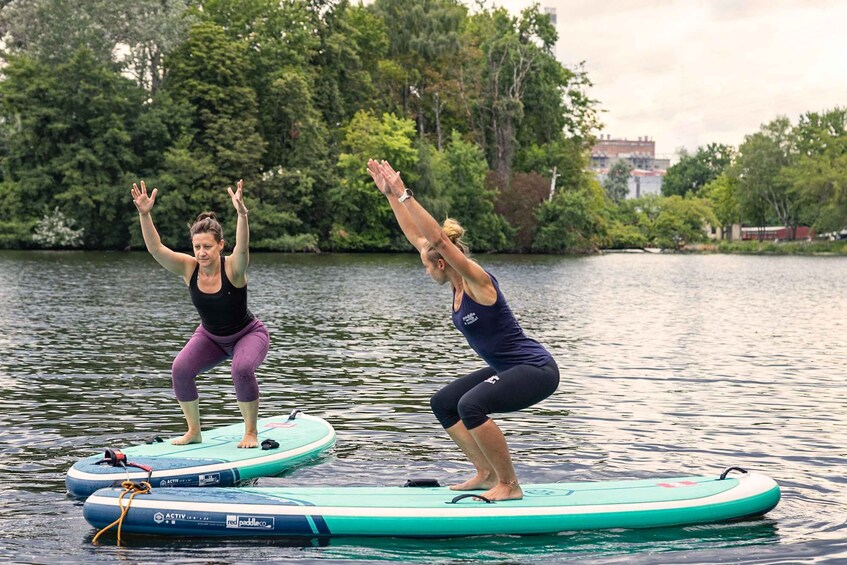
[{"xmin": 591, "ymin": 135, "xmax": 671, "ymax": 199}]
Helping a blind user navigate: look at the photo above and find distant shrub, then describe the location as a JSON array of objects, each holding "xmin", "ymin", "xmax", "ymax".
[
  {"xmin": 31, "ymin": 208, "xmax": 84, "ymax": 248},
  {"xmin": 252, "ymin": 233, "xmax": 320, "ymax": 252},
  {"xmin": 605, "ymin": 222, "xmax": 647, "ymax": 249}
]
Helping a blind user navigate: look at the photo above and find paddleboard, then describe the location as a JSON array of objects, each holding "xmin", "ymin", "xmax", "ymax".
[
  {"xmin": 67, "ymin": 411, "xmax": 335, "ymax": 499},
  {"xmin": 83, "ymin": 468, "xmax": 779, "ymax": 537}
]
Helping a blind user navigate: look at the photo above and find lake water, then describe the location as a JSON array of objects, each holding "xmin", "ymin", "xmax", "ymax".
[{"xmin": 0, "ymin": 250, "xmax": 845, "ymax": 564}]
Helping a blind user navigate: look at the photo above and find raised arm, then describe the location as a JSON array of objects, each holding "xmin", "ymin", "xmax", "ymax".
[
  {"xmin": 226, "ymin": 179, "xmax": 249, "ymax": 285},
  {"xmin": 367, "ymin": 159, "xmax": 426, "ymax": 251},
  {"xmin": 131, "ymin": 181, "xmax": 195, "ymax": 283},
  {"xmin": 377, "ymin": 161, "xmax": 494, "ymax": 295}
]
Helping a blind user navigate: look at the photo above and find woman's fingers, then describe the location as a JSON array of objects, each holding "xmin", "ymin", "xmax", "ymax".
[
  {"xmin": 228, "ymin": 181, "xmax": 244, "ymax": 201},
  {"xmin": 380, "ymin": 160, "xmax": 398, "ymax": 177},
  {"xmin": 130, "ymin": 181, "xmax": 157, "ymax": 211}
]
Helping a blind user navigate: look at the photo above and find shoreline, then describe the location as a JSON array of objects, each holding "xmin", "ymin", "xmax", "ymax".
[{"xmin": 3, "ymin": 240, "xmax": 847, "ymax": 256}]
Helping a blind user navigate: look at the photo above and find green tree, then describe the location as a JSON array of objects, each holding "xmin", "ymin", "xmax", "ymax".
[
  {"xmin": 652, "ymin": 195, "xmax": 718, "ymax": 250},
  {"xmin": 256, "ymin": 69, "xmax": 332, "ymax": 233},
  {"xmin": 161, "ymin": 21, "xmax": 265, "ymax": 222},
  {"xmin": 702, "ymin": 173, "xmax": 741, "ymax": 238},
  {"xmin": 413, "ymin": 138, "xmax": 452, "ymax": 221},
  {"xmin": 437, "ymin": 131, "xmax": 512, "ymax": 251},
  {"xmin": 733, "ymin": 117, "xmax": 802, "ymax": 238},
  {"xmin": 1, "ymin": 0, "xmax": 124, "ymax": 64},
  {"xmin": 468, "ymin": 5, "xmax": 557, "ymax": 181},
  {"xmin": 0, "ymin": 49, "xmax": 145, "ymax": 248},
  {"xmin": 197, "ymin": 0, "xmax": 320, "ymax": 143},
  {"xmin": 312, "ymin": 1, "xmax": 385, "ymax": 127},
  {"xmin": 1, "ymin": 0, "xmax": 193, "ymax": 92},
  {"xmin": 533, "ymin": 179, "xmax": 608, "ymax": 253},
  {"xmin": 613, "ymin": 194, "xmax": 661, "ymax": 244},
  {"xmin": 331, "ymin": 111, "xmax": 418, "ymax": 250},
  {"xmin": 662, "ymin": 143, "xmax": 734, "ymax": 197},
  {"xmin": 785, "ymin": 108, "xmax": 847, "ymax": 233},
  {"xmin": 605, "ymin": 220, "xmax": 647, "ymax": 249},
  {"xmin": 514, "ymin": 137, "xmax": 592, "ymax": 196},
  {"xmin": 120, "ymin": 0, "xmax": 194, "ymax": 93},
  {"xmin": 371, "ymin": 0, "xmax": 465, "ymax": 142},
  {"xmin": 604, "ymin": 160, "xmax": 632, "ymax": 203}
]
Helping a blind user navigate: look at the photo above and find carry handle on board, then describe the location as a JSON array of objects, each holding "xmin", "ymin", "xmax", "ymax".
[
  {"xmin": 718, "ymin": 466, "xmax": 748, "ymax": 480},
  {"xmin": 448, "ymin": 493, "xmax": 493, "ymax": 504}
]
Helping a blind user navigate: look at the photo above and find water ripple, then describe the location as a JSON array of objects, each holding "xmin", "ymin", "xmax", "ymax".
[{"xmin": 0, "ymin": 251, "xmax": 845, "ymax": 562}]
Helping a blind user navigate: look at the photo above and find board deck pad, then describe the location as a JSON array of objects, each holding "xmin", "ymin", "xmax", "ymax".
[
  {"xmin": 67, "ymin": 412, "xmax": 335, "ymax": 498},
  {"xmin": 83, "ymin": 471, "xmax": 780, "ymax": 537}
]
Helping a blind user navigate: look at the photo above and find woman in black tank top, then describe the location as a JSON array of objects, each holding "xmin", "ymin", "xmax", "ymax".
[{"xmin": 131, "ymin": 179, "xmax": 269, "ymax": 449}]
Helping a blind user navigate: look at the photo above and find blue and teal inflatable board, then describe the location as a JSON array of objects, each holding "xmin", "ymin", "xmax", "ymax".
[
  {"xmin": 83, "ymin": 469, "xmax": 779, "ymax": 537},
  {"xmin": 67, "ymin": 412, "xmax": 335, "ymax": 498}
]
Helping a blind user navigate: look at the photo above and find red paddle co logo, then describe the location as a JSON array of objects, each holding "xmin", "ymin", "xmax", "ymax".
[{"xmin": 226, "ymin": 514, "xmax": 275, "ymax": 530}]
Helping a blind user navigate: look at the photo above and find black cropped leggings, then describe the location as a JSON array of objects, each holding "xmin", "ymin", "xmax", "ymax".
[{"xmin": 430, "ymin": 358, "xmax": 559, "ymax": 431}]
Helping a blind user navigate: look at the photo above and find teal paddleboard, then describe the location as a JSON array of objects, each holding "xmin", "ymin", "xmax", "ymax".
[
  {"xmin": 83, "ymin": 468, "xmax": 779, "ymax": 537},
  {"xmin": 67, "ymin": 411, "xmax": 335, "ymax": 498}
]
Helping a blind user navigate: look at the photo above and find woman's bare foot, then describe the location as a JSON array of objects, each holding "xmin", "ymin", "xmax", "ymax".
[
  {"xmin": 171, "ymin": 431, "xmax": 202, "ymax": 445},
  {"xmin": 449, "ymin": 471, "xmax": 497, "ymax": 491},
  {"xmin": 237, "ymin": 431, "xmax": 258, "ymax": 449},
  {"xmin": 482, "ymin": 481, "xmax": 523, "ymax": 501}
]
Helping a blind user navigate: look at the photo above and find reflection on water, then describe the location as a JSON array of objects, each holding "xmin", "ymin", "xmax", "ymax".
[{"xmin": 0, "ymin": 251, "xmax": 846, "ymax": 563}]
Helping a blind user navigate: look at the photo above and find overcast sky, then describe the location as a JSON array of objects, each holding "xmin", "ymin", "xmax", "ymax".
[{"xmin": 486, "ymin": 0, "xmax": 847, "ymax": 157}]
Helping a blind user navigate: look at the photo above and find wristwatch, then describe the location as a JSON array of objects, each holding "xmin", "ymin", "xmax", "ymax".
[{"xmin": 399, "ymin": 188, "xmax": 414, "ymax": 202}]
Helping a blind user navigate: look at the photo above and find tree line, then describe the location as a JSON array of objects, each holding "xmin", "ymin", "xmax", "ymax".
[
  {"xmin": 2, "ymin": 1, "xmax": 842, "ymax": 254},
  {"xmin": 0, "ymin": 0, "xmax": 603, "ymax": 253},
  {"xmin": 659, "ymin": 109, "xmax": 847, "ymax": 242}
]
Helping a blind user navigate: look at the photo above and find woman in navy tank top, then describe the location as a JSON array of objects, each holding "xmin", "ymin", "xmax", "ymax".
[
  {"xmin": 131, "ymin": 180, "xmax": 269, "ymax": 449},
  {"xmin": 368, "ymin": 160, "xmax": 560, "ymax": 501}
]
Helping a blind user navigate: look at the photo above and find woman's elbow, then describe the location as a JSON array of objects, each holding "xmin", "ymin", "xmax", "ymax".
[{"xmin": 429, "ymin": 232, "xmax": 450, "ymax": 250}]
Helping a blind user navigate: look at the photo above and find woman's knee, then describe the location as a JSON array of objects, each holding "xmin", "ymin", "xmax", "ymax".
[
  {"xmin": 227, "ymin": 360, "xmax": 258, "ymax": 402},
  {"xmin": 430, "ymin": 388, "xmax": 460, "ymax": 429},
  {"xmin": 457, "ymin": 395, "xmax": 489, "ymax": 430},
  {"xmin": 170, "ymin": 359, "xmax": 198, "ymax": 401},
  {"xmin": 171, "ymin": 356, "xmax": 195, "ymax": 383}
]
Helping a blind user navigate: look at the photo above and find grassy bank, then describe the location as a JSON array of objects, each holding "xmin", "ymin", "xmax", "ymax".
[{"xmin": 686, "ymin": 240, "xmax": 847, "ymax": 255}]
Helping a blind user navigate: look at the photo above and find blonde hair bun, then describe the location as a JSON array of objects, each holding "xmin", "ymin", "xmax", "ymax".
[{"xmin": 441, "ymin": 217, "xmax": 469, "ymax": 255}]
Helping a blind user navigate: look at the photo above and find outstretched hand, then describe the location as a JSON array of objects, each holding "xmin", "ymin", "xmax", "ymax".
[
  {"xmin": 368, "ymin": 159, "xmax": 406, "ymax": 198},
  {"xmin": 367, "ymin": 159, "xmax": 391, "ymax": 195},
  {"xmin": 378, "ymin": 161, "xmax": 407, "ymax": 198},
  {"xmin": 228, "ymin": 179, "xmax": 248, "ymax": 216},
  {"xmin": 131, "ymin": 180, "xmax": 157, "ymax": 215}
]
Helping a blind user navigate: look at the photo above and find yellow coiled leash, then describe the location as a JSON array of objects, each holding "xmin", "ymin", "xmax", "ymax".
[{"xmin": 91, "ymin": 480, "xmax": 152, "ymax": 545}]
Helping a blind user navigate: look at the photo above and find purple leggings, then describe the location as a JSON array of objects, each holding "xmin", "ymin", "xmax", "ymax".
[{"xmin": 171, "ymin": 319, "xmax": 269, "ymax": 403}]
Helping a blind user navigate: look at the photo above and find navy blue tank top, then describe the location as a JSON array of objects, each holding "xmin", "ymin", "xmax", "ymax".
[
  {"xmin": 189, "ymin": 256, "xmax": 254, "ymax": 336},
  {"xmin": 451, "ymin": 272, "xmax": 551, "ymax": 373}
]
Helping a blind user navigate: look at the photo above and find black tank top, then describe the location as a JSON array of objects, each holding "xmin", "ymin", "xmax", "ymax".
[{"xmin": 188, "ymin": 256, "xmax": 254, "ymax": 336}]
